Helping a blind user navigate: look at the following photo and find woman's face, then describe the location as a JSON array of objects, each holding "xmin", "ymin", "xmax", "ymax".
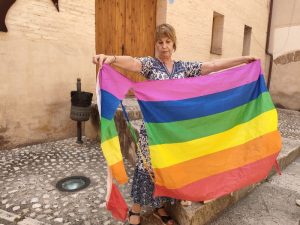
[{"xmin": 155, "ymin": 36, "xmax": 174, "ymax": 59}]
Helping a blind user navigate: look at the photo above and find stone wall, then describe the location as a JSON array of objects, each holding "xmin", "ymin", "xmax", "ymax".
[
  {"xmin": 158, "ymin": 0, "xmax": 270, "ymax": 73},
  {"xmin": 268, "ymin": 0, "xmax": 300, "ymax": 110},
  {"xmin": 0, "ymin": 0, "xmax": 95, "ymax": 149}
]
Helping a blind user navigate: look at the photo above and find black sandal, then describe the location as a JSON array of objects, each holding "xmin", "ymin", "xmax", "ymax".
[
  {"xmin": 153, "ymin": 206, "xmax": 175, "ymax": 225},
  {"xmin": 128, "ymin": 210, "xmax": 141, "ymax": 225}
]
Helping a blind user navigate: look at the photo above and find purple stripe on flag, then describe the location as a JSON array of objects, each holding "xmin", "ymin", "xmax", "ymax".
[
  {"xmin": 100, "ymin": 65, "xmax": 133, "ymax": 100},
  {"xmin": 134, "ymin": 60, "xmax": 261, "ymax": 102}
]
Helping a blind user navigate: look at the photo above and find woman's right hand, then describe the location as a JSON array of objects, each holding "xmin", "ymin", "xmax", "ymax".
[{"xmin": 92, "ymin": 54, "xmax": 116, "ymax": 69}]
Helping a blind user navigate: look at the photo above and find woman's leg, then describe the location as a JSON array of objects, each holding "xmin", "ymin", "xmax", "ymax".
[
  {"xmin": 132, "ymin": 203, "xmax": 141, "ymax": 212},
  {"xmin": 131, "ymin": 122, "xmax": 175, "ymax": 223},
  {"xmin": 128, "ymin": 203, "xmax": 141, "ymax": 225},
  {"xmin": 154, "ymin": 205, "xmax": 175, "ymax": 225}
]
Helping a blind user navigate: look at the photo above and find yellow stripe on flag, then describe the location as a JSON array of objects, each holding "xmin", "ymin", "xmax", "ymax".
[
  {"xmin": 150, "ymin": 109, "xmax": 278, "ymax": 169},
  {"xmin": 101, "ymin": 136, "xmax": 123, "ymax": 166}
]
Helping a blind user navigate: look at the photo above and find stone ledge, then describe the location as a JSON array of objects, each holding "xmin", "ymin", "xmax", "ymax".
[{"xmin": 162, "ymin": 138, "xmax": 300, "ymax": 225}]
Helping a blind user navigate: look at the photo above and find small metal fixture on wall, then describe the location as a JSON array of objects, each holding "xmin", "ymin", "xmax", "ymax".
[
  {"xmin": 0, "ymin": 0, "xmax": 59, "ymax": 32},
  {"xmin": 51, "ymin": 0, "xmax": 59, "ymax": 12},
  {"xmin": 0, "ymin": 0, "xmax": 16, "ymax": 32}
]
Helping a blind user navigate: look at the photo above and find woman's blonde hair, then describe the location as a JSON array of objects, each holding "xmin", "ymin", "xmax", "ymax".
[{"xmin": 155, "ymin": 23, "xmax": 177, "ymax": 51}]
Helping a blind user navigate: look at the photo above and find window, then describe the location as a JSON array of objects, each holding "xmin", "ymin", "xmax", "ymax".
[
  {"xmin": 242, "ymin": 25, "xmax": 252, "ymax": 56},
  {"xmin": 210, "ymin": 12, "xmax": 224, "ymax": 55}
]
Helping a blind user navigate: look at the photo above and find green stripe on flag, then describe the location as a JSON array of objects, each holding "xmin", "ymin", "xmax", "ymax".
[{"xmin": 146, "ymin": 92, "xmax": 275, "ymax": 145}]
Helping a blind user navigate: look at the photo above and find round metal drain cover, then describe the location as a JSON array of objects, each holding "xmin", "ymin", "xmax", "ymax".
[{"xmin": 56, "ymin": 176, "xmax": 90, "ymax": 192}]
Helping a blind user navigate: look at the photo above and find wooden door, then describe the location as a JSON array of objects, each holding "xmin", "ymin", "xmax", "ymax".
[{"xmin": 95, "ymin": 0, "xmax": 156, "ymax": 82}]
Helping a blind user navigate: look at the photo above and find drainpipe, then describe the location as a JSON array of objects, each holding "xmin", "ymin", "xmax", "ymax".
[{"xmin": 266, "ymin": 0, "xmax": 274, "ymax": 89}]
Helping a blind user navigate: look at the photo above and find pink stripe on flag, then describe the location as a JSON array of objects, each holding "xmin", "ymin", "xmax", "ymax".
[
  {"xmin": 134, "ymin": 60, "xmax": 262, "ymax": 102},
  {"xmin": 154, "ymin": 152, "xmax": 278, "ymax": 201},
  {"xmin": 100, "ymin": 65, "xmax": 133, "ymax": 100}
]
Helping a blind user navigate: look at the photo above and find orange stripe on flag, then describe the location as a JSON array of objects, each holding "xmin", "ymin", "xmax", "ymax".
[
  {"xmin": 154, "ymin": 131, "xmax": 281, "ymax": 189},
  {"xmin": 110, "ymin": 161, "xmax": 128, "ymax": 184},
  {"xmin": 154, "ymin": 152, "xmax": 279, "ymax": 201}
]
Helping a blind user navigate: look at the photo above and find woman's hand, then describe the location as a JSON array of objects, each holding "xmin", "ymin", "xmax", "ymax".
[
  {"xmin": 92, "ymin": 54, "xmax": 142, "ymax": 73},
  {"xmin": 92, "ymin": 54, "xmax": 116, "ymax": 69},
  {"xmin": 243, "ymin": 56, "xmax": 258, "ymax": 64}
]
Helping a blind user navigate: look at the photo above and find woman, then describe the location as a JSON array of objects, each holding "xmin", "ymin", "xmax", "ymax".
[{"xmin": 93, "ymin": 24, "xmax": 256, "ymax": 225}]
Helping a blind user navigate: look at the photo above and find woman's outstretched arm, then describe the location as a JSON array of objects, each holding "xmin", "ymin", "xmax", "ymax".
[
  {"xmin": 201, "ymin": 56, "xmax": 257, "ymax": 75},
  {"xmin": 92, "ymin": 54, "xmax": 142, "ymax": 72}
]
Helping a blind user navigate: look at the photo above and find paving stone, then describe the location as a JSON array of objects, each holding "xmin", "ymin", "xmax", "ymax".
[
  {"xmin": 12, "ymin": 206, "xmax": 20, "ymax": 211},
  {"xmin": 54, "ymin": 217, "xmax": 63, "ymax": 223},
  {"xmin": 99, "ymin": 202, "xmax": 106, "ymax": 208},
  {"xmin": 22, "ymin": 208, "xmax": 30, "ymax": 214},
  {"xmin": 44, "ymin": 209, "xmax": 52, "ymax": 214},
  {"xmin": 36, "ymin": 214, "xmax": 46, "ymax": 219},
  {"xmin": 1, "ymin": 200, "xmax": 8, "ymax": 205},
  {"xmin": 68, "ymin": 212, "xmax": 75, "ymax": 217},
  {"xmin": 31, "ymin": 198, "xmax": 39, "ymax": 203},
  {"xmin": 0, "ymin": 209, "xmax": 20, "ymax": 222},
  {"xmin": 32, "ymin": 204, "xmax": 41, "ymax": 209},
  {"xmin": 78, "ymin": 209, "xmax": 86, "ymax": 213}
]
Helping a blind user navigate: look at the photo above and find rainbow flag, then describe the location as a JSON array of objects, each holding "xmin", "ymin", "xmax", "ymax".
[{"xmin": 97, "ymin": 60, "xmax": 281, "ymax": 207}]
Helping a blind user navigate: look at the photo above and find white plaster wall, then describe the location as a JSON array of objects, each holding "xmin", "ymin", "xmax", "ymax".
[
  {"xmin": 268, "ymin": 0, "xmax": 300, "ymax": 110},
  {"xmin": 273, "ymin": 25, "xmax": 300, "ymax": 58}
]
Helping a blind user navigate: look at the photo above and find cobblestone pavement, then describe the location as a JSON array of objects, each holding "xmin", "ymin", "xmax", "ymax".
[
  {"xmin": 0, "ymin": 138, "xmax": 135, "ymax": 225},
  {"xmin": 209, "ymin": 157, "xmax": 300, "ymax": 225},
  {"xmin": 0, "ymin": 108, "xmax": 299, "ymax": 225},
  {"xmin": 277, "ymin": 108, "xmax": 300, "ymax": 140}
]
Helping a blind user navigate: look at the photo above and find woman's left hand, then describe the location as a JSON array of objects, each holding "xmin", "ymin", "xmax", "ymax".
[{"xmin": 244, "ymin": 56, "xmax": 258, "ymax": 64}]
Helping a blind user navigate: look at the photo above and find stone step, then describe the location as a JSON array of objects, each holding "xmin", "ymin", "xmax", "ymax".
[{"xmin": 0, "ymin": 209, "xmax": 50, "ymax": 225}]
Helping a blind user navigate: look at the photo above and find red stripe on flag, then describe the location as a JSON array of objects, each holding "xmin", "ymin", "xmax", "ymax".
[
  {"xmin": 154, "ymin": 153, "xmax": 279, "ymax": 201},
  {"xmin": 106, "ymin": 184, "xmax": 128, "ymax": 221}
]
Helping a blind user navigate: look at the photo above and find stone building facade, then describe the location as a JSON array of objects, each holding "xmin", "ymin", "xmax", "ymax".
[
  {"xmin": 1, "ymin": 0, "xmax": 273, "ymax": 149},
  {"xmin": 268, "ymin": 0, "xmax": 300, "ymax": 111},
  {"xmin": 0, "ymin": 0, "xmax": 95, "ymax": 149}
]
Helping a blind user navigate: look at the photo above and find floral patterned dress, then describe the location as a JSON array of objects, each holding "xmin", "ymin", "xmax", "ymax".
[{"xmin": 130, "ymin": 56, "xmax": 203, "ymax": 207}]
